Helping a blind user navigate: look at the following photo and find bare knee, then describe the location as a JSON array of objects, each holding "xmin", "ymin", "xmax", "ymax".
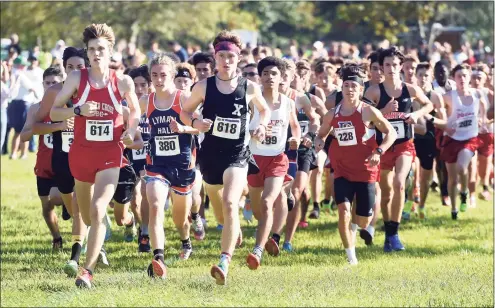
[
  {"xmin": 393, "ymin": 177, "xmax": 406, "ymax": 194},
  {"xmin": 356, "ymin": 216, "xmax": 371, "ymax": 229},
  {"xmin": 338, "ymin": 205, "xmax": 351, "ymax": 222}
]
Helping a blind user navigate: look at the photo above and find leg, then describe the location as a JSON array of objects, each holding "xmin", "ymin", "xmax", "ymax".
[
  {"xmin": 309, "ymin": 152, "xmax": 325, "ymax": 217},
  {"xmin": 171, "ymin": 192, "xmax": 193, "ymax": 240},
  {"xmin": 204, "ymin": 184, "xmax": 224, "ymax": 225},
  {"xmin": 140, "ymin": 171, "xmax": 150, "ymax": 235},
  {"xmin": 379, "ymin": 169, "xmax": 394, "ymax": 222},
  {"xmin": 248, "ymin": 186, "xmax": 263, "ymax": 221},
  {"xmin": 419, "ymin": 167, "xmax": 432, "ymax": 208},
  {"xmin": 468, "ymin": 151, "xmax": 478, "ymax": 205},
  {"xmin": 285, "ymin": 170, "xmax": 309, "ymax": 244},
  {"xmin": 390, "ymin": 155, "xmax": 414, "ymax": 223},
  {"xmin": 446, "ymin": 162, "xmax": 459, "ymax": 213},
  {"xmin": 478, "ymin": 153, "xmax": 493, "ymax": 199},
  {"xmin": 40, "ymin": 195, "xmax": 61, "ymax": 240},
  {"xmin": 131, "ymin": 178, "xmax": 143, "ymax": 226},
  {"xmin": 457, "ymin": 149, "xmax": 474, "ymax": 212}
]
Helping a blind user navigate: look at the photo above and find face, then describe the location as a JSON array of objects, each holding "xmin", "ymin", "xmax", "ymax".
[
  {"xmin": 317, "ymin": 71, "xmax": 333, "ymax": 89},
  {"xmin": 174, "ymin": 76, "xmax": 193, "ymax": 91},
  {"xmin": 133, "ymin": 76, "xmax": 149, "ymax": 99},
  {"xmin": 291, "ymin": 70, "xmax": 308, "ymax": 91},
  {"xmin": 254, "ymin": 52, "xmax": 266, "ymax": 64},
  {"xmin": 242, "ymin": 66, "xmax": 259, "ymax": 84},
  {"xmin": 215, "ymin": 50, "xmax": 239, "ymax": 74},
  {"xmin": 415, "ymin": 68, "xmax": 432, "ymax": 88},
  {"xmin": 382, "ymin": 56, "xmax": 402, "ymax": 79},
  {"xmin": 342, "ymin": 80, "xmax": 361, "ymax": 100},
  {"xmin": 150, "ymin": 64, "xmax": 174, "ymax": 91},
  {"xmin": 260, "ymin": 66, "xmax": 281, "ymax": 90},
  {"xmin": 434, "ymin": 65, "xmax": 449, "ymax": 85},
  {"xmin": 279, "ymin": 70, "xmax": 294, "ymax": 93},
  {"xmin": 195, "ymin": 62, "xmax": 213, "ymax": 81},
  {"xmin": 402, "ymin": 60, "xmax": 417, "ymax": 83},
  {"xmin": 454, "ymin": 69, "xmax": 471, "ymax": 89},
  {"xmin": 471, "ymin": 72, "xmax": 486, "ymax": 89},
  {"xmin": 43, "ymin": 75, "xmax": 63, "ymax": 91},
  {"xmin": 65, "ymin": 57, "xmax": 86, "ymax": 75},
  {"xmin": 87, "ymin": 37, "xmax": 112, "ymax": 68},
  {"xmin": 370, "ymin": 62, "xmax": 383, "ymax": 83}
]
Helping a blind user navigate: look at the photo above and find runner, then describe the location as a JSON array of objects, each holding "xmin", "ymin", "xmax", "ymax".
[
  {"xmin": 141, "ymin": 54, "xmax": 200, "ymax": 279},
  {"xmin": 20, "ymin": 66, "xmax": 65, "ymax": 250},
  {"xmin": 191, "ymin": 52, "xmax": 215, "ymax": 81},
  {"xmin": 50, "ymin": 23, "xmax": 141, "ymax": 288},
  {"xmin": 364, "ymin": 46, "xmax": 433, "ymax": 252},
  {"xmin": 402, "ymin": 55, "xmax": 418, "ymax": 85},
  {"xmin": 242, "ymin": 63, "xmax": 260, "ymax": 84},
  {"xmin": 174, "ymin": 62, "xmax": 196, "ymax": 92},
  {"xmin": 364, "ymin": 49, "xmax": 385, "ymax": 90},
  {"xmin": 315, "ymin": 61, "xmax": 337, "ymax": 97},
  {"xmin": 180, "ymin": 30, "xmax": 270, "ymax": 285},
  {"xmin": 127, "ymin": 65, "xmax": 152, "ymax": 252},
  {"xmin": 246, "ymin": 56, "xmax": 301, "ymax": 269},
  {"xmin": 315, "ymin": 63, "xmax": 397, "ymax": 264}
]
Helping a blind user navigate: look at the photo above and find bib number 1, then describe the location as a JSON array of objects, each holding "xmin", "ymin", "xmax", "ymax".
[{"xmin": 43, "ymin": 134, "xmax": 53, "ymax": 149}]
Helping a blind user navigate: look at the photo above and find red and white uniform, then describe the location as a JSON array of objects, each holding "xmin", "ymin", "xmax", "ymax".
[
  {"xmin": 34, "ymin": 114, "xmax": 55, "ymax": 179},
  {"xmin": 440, "ymin": 89, "xmax": 481, "ymax": 163},
  {"xmin": 248, "ymin": 94, "xmax": 291, "ymax": 187},
  {"xmin": 328, "ymin": 102, "xmax": 379, "ymax": 183},
  {"xmin": 478, "ymin": 88, "xmax": 493, "ymax": 157},
  {"xmin": 69, "ymin": 68, "xmax": 125, "ymax": 183}
]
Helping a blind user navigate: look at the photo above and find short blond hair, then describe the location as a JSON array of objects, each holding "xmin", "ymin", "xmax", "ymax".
[
  {"xmin": 148, "ymin": 53, "xmax": 176, "ymax": 75},
  {"xmin": 82, "ymin": 23, "xmax": 115, "ymax": 49}
]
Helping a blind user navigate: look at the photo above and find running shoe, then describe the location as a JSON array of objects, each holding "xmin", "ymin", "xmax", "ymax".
[
  {"xmin": 75, "ymin": 268, "xmax": 93, "ymax": 288},
  {"xmin": 287, "ymin": 193, "xmax": 295, "ymax": 212},
  {"xmin": 104, "ymin": 214, "xmax": 112, "ymax": 242},
  {"xmin": 359, "ymin": 229, "xmax": 373, "ymax": 246},
  {"xmin": 63, "ymin": 260, "xmax": 78, "ymax": 277},
  {"xmin": 418, "ymin": 206, "xmax": 426, "ymax": 220},
  {"xmin": 246, "ymin": 252, "xmax": 261, "ymax": 270},
  {"xmin": 264, "ymin": 237, "xmax": 280, "ymax": 256},
  {"xmin": 479, "ymin": 190, "xmax": 492, "ymax": 201},
  {"xmin": 383, "ymin": 237, "xmax": 392, "ymax": 253},
  {"xmin": 413, "ymin": 187, "xmax": 420, "ymax": 203},
  {"xmin": 402, "ymin": 211, "xmax": 411, "ymax": 221},
  {"xmin": 210, "ymin": 261, "xmax": 228, "ymax": 285},
  {"xmin": 469, "ymin": 195, "xmax": 477, "ymax": 208},
  {"xmin": 451, "ymin": 211, "xmax": 458, "ymax": 220},
  {"xmin": 402, "ymin": 200, "xmax": 414, "ymax": 221},
  {"xmin": 192, "ymin": 216, "xmax": 206, "ymax": 241},
  {"xmin": 308, "ymin": 207, "xmax": 320, "ymax": 219},
  {"xmin": 151, "ymin": 259, "xmax": 167, "ymax": 279},
  {"xmin": 331, "ymin": 200, "xmax": 338, "ymax": 211},
  {"xmin": 460, "ymin": 201, "xmax": 468, "ymax": 212},
  {"xmin": 179, "ymin": 247, "xmax": 193, "ymax": 260},
  {"xmin": 348, "ymin": 258, "xmax": 358, "ymax": 266},
  {"xmin": 442, "ymin": 196, "xmax": 451, "ymax": 207},
  {"xmin": 282, "ymin": 242, "xmax": 293, "ymax": 252},
  {"xmin": 298, "ymin": 221, "xmax": 309, "ymax": 229},
  {"xmin": 98, "ymin": 247, "xmax": 110, "ymax": 267},
  {"xmin": 430, "ymin": 181, "xmax": 439, "ymax": 192},
  {"xmin": 216, "ymin": 224, "xmax": 224, "ymax": 231},
  {"xmin": 124, "ymin": 213, "xmax": 137, "ymax": 242},
  {"xmin": 139, "ymin": 235, "xmax": 151, "ymax": 253},
  {"xmin": 61, "ymin": 204, "xmax": 71, "ymax": 220},
  {"xmin": 388, "ymin": 234, "xmax": 405, "ymax": 251}
]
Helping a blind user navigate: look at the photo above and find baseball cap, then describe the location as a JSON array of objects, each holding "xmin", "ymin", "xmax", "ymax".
[{"xmin": 13, "ymin": 57, "xmax": 28, "ymax": 66}]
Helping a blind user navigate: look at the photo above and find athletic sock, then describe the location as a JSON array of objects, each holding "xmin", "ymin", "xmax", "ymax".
[
  {"xmin": 460, "ymin": 191, "xmax": 468, "ymax": 203},
  {"xmin": 125, "ymin": 212, "xmax": 134, "ymax": 227},
  {"xmin": 384, "ymin": 221, "xmax": 392, "ymax": 237},
  {"xmin": 483, "ymin": 185, "xmax": 489, "ymax": 192},
  {"xmin": 313, "ymin": 202, "xmax": 320, "ymax": 210},
  {"xmin": 322, "ymin": 199, "xmax": 330, "ymax": 205},
  {"xmin": 253, "ymin": 245, "xmax": 263, "ymax": 258},
  {"xmin": 389, "ymin": 221, "xmax": 399, "ymax": 236},
  {"xmin": 181, "ymin": 238, "xmax": 192, "ymax": 250},
  {"xmin": 70, "ymin": 243, "xmax": 82, "ymax": 263},
  {"xmin": 345, "ymin": 247, "xmax": 356, "ymax": 261},
  {"xmin": 141, "ymin": 225, "xmax": 149, "ymax": 236},
  {"xmin": 153, "ymin": 249, "xmax": 165, "ymax": 263},
  {"xmin": 191, "ymin": 212, "xmax": 199, "ymax": 221},
  {"xmin": 351, "ymin": 223, "xmax": 358, "ymax": 232},
  {"xmin": 366, "ymin": 225, "xmax": 375, "ymax": 237},
  {"xmin": 272, "ymin": 233, "xmax": 281, "ymax": 245},
  {"xmin": 220, "ymin": 252, "xmax": 231, "ymax": 264}
]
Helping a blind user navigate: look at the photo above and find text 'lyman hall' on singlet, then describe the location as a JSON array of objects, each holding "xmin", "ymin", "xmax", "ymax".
[
  {"xmin": 201, "ymin": 76, "xmax": 251, "ymax": 154},
  {"xmin": 375, "ymin": 83, "xmax": 413, "ymax": 145}
]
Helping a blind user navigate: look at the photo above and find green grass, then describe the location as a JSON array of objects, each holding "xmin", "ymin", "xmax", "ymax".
[{"xmin": 1, "ymin": 154, "xmax": 493, "ymax": 307}]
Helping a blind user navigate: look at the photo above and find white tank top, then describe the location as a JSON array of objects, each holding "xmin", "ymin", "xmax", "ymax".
[
  {"xmin": 448, "ymin": 89, "xmax": 479, "ymax": 141},
  {"xmin": 250, "ymin": 94, "xmax": 291, "ymax": 156},
  {"xmin": 479, "ymin": 88, "xmax": 493, "ymax": 134}
]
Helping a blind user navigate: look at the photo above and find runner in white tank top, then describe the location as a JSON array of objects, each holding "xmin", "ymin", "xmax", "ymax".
[{"xmin": 246, "ymin": 57, "xmax": 301, "ymax": 270}]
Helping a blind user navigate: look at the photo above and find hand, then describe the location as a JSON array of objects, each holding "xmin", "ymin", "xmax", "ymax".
[
  {"xmin": 445, "ymin": 121, "xmax": 456, "ymax": 135},
  {"xmin": 252, "ymin": 124, "xmax": 266, "ymax": 142},
  {"xmin": 169, "ymin": 117, "xmax": 184, "ymax": 134},
  {"xmin": 265, "ymin": 124, "xmax": 273, "ymax": 137},
  {"xmin": 301, "ymin": 135, "xmax": 313, "ymax": 148},
  {"xmin": 365, "ymin": 152, "xmax": 381, "ymax": 167},
  {"xmin": 79, "ymin": 101, "xmax": 99, "ymax": 117},
  {"xmin": 193, "ymin": 118, "xmax": 213, "ymax": 133},
  {"xmin": 383, "ymin": 99, "xmax": 399, "ymax": 114},
  {"xmin": 120, "ymin": 129, "xmax": 134, "ymax": 146},
  {"xmin": 60, "ymin": 117, "xmax": 74, "ymax": 130},
  {"xmin": 314, "ymin": 136, "xmax": 325, "ymax": 152},
  {"xmin": 405, "ymin": 112, "xmax": 419, "ymax": 125},
  {"xmin": 288, "ymin": 137, "xmax": 299, "ymax": 150}
]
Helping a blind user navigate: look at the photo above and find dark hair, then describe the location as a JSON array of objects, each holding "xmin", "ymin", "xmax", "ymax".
[
  {"xmin": 416, "ymin": 62, "xmax": 431, "ymax": 73},
  {"xmin": 243, "ymin": 63, "xmax": 257, "ymax": 70},
  {"xmin": 378, "ymin": 46, "xmax": 405, "ymax": 66},
  {"xmin": 128, "ymin": 65, "xmax": 151, "ymax": 84},
  {"xmin": 339, "ymin": 62, "xmax": 366, "ymax": 79},
  {"xmin": 404, "ymin": 55, "xmax": 419, "ymax": 63},
  {"xmin": 315, "ymin": 62, "xmax": 336, "ymax": 75},
  {"xmin": 257, "ymin": 56, "xmax": 286, "ymax": 76},
  {"xmin": 295, "ymin": 60, "xmax": 311, "ymax": 76},
  {"xmin": 240, "ymin": 49, "xmax": 250, "ymax": 56},
  {"xmin": 451, "ymin": 64, "xmax": 472, "ymax": 77},
  {"xmin": 367, "ymin": 48, "xmax": 383, "ymax": 65},
  {"xmin": 434, "ymin": 60, "xmax": 451, "ymax": 71},
  {"xmin": 192, "ymin": 52, "xmax": 215, "ymax": 69},
  {"xmin": 62, "ymin": 47, "xmax": 88, "ymax": 69},
  {"xmin": 252, "ymin": 46, "xmax": 267, "ymax": 57},
  {"xmin": 213, "ymin": 30, "xmax": 242, "ymax": 49},
  {"xmin": 328, "ymin": 56, "xmax": 344, "ymax": 67},
  {"xmin": 43, "ymin": 66, "xmax": 63, "ymax": 80}
]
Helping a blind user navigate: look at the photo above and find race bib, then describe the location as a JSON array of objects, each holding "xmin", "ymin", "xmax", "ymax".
[
  {"xmin": 61, "ymin": 132, "xmax": 74, "ymax": 153},
  {"xmin": 212, "ymin": 116, "xmax": 241, "ymax": 140},
  {"xmin": 334, "ymin": 126, "xmax": 357, "ymax": 146},
  {"xmin": 299, "ymin": 121, "xmax": 309, "ymax": 135},
  {"xmin": 155, "ymin": 136, "xmax": 180, "ymax": 156},
  {"xmin": 132, "ymin": 142, "xmax": 148, "ymax": 160},
  {"xmin": 86, "ymin": 120, "xmax": 113, "ymax": 142},
  {"xmin": 391, "ymin": 121, "xmax": 405, "ymax": 139},
  {"xmin": 259, "ymin": 126, "xmax": 282, "ymax": 149},
  {"xmin": 456, "ymin": 115, "xmax": 475, "ymax": 131},
  {"xmin": 43, "ymin": 134, "xmax": 53, "ymax": 149}
]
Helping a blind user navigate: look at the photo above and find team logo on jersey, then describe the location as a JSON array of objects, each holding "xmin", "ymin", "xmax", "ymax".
[
  {"xmin": 338, "ymin": 121, "xmax": 353, "ymax": 128},
  {"xmin": 232, "ymin": 103, "xmax": 243, "ymax": 116}
]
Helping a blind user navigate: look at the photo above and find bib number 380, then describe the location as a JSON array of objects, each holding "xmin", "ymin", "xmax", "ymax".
[
  {"xmin": 86, "ymin": 120, "xmax": 113, "ymax": 142},
  {"xmin": 155, "ymin": 136, "xmax": 180, "ymax": 156}
]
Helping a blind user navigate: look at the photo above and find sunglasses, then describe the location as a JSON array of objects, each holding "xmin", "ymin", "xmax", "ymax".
[{"xmin": 242, "ymin": 72, "xmax": 258, "ymax": 77}]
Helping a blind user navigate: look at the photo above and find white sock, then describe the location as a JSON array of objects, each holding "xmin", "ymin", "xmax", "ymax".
[
  {"xmin": 141, "ymin": 224, "xmax": 149, "ymax": 235},
  {"xmin": 351, "ymin": 223, "xmax": 358, "ymax": 232},
  {"xmin": 345, "ymin": 247, "xmax": 356, "ymax": 261},
  {"xmin": 366, "ymin": 225, "xmax": 375, "ymax": 237}
]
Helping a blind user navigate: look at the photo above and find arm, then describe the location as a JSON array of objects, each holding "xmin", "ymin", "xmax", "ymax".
[
  {"xmin": 314, "ymin": 110, "xmax": 335, "ymax": 152},
  {"xmin": 180, "ymin": 79, "xmax": 206, "ymax": 126},
  {"xmin": 119, "ymin": 75, "xmax": 141, "ymax": 139},
  {"xmin": 33, "ymin": 85, "xmax": 67, "ymax": 135},
  {"xmin": 414, "ymin": 115, "xmax": 427, "ymax": 135},
  {"xmin": 248, "ymin": 82, "xmax": 270, "ymax": 127},
  {"xmin": 314, "ymin": 86, "xmax": 326, "ymax": 103},
  {"xmin": 50, "ymin": 71, "xmax": 80, "ymax": 121},
  {"xmin": 126, "ymin": 129, "xmax": 145, "ymax": 150},
  {"xmin": 367, "ymin": 106, "xmax": 397, "ymax": 153},
  {"xmin": 310, "ymin": 94, "xmax": 327, "ymax": 119},
  {"xmin": 431, "ymin": 91, "xmax": 447, "ymax": 121},
  {"xmin": 325, "ymin": 92, "xmax": 337, "ymax": 111},
  {"xmin": 288, "ymin": 99, "xmax": 301, "ymax": 149},
  {"xmin": 363, "ymin": 85, "xmax": 379, "ymax": 108},
  {"xmin": 298, "ymin": 94, "xmax": 319, "ymax": 134},
  {"xmin": 20, "ymin": 104, "xmax": 38, "ymax": 142},
  {"xmin": 409, "ymin": 84, "xmax": 434, "ymax": 119}
]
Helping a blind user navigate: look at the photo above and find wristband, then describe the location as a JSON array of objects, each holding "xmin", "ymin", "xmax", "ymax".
[{"xmin": 191, "ymin": 118, "xmax": 198, "ymax": 128}]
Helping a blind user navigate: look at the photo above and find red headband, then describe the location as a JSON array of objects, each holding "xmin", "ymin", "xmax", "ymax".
[{"xmin": 214, "ymin": 41, "xmax": 240, "ymax": 55}]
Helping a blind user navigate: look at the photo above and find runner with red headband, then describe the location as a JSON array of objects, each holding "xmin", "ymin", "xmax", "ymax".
[{"xmin": 181, "ymin": 30, "xmax": 270, "ymax": 285}]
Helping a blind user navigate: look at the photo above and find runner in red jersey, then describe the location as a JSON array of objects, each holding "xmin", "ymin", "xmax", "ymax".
[
  {"xmin": 315, "ymin": 63, "xmax": 397, "ymax": 265},
  {"xmin": 20, "ymin": 67, "xmax": 65, "ymax": 251},
  {"xmin": 50, "ymin": 23, "xmax": 141, "ymax": 288}
]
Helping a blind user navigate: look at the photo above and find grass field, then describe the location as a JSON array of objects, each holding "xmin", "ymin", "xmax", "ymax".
[{"xmin": 1, "ymin": 154, "xmax": 493, "ymax": 307}]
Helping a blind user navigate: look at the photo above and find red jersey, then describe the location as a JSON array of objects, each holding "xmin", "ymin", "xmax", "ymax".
[
  {"xmin": 72, "ymin": 69, "xmax": 124, "ymax": 149},
  {"xmin": 34, "ymin": 114, "xmax": 54, "ymax": 178},
  {"xmin": 328, "ymin": 102, "xmax": 379, "ymax": 183}
]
